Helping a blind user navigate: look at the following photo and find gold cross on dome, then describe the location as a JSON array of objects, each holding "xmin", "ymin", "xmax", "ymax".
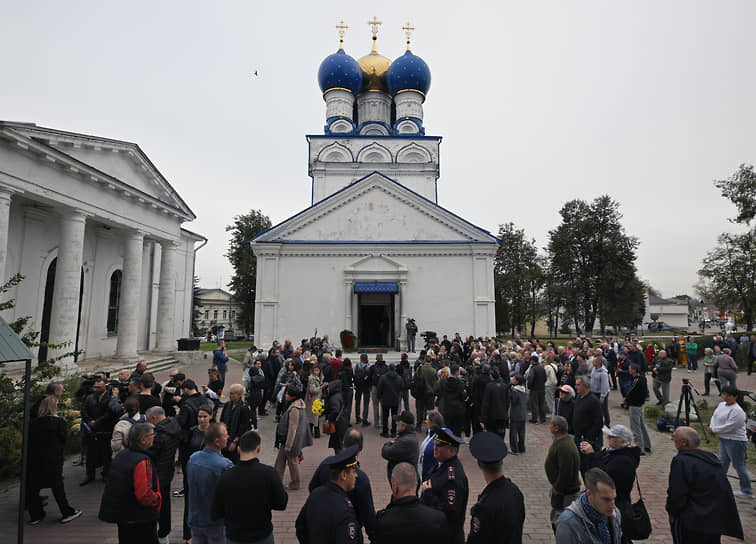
[
  {"xmin": 368, "ymin": 16, "xmax": 382, "ymax": 37},
  {"xmin": 336, "ymin": 20, "xmax": 348, "ymax": 46},
  {"xmin": 402, "ymin": 22, "xmax": 415, "ymax": 50}
]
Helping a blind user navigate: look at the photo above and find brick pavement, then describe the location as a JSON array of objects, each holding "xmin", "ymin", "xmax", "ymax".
[{"xmin": 2, "ymin": 361, "xmax": 756, "ymax": 543}]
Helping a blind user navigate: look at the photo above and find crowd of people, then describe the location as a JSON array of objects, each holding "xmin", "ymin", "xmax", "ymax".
[{"xmin": 21, "ymin": 331, "xmax": 756, "ymax": 544}]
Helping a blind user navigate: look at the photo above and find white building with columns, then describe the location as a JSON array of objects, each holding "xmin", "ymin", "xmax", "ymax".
[
  {"xmin": 251, "ymin": 23, "xmax": 498, "ymax": 350},
  {"xmin": 0, "ymin": 121, "xmax": 204, "ymax": 365}
]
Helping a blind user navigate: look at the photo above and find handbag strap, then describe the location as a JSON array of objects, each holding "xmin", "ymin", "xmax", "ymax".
[{"xmin": 633, "ymin": 470, "xmax": 643, "ymax": 500}]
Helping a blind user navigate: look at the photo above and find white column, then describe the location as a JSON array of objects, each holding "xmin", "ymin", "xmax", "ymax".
[
  {"xmin": 399, "ymin": 281, "xmax": 407, "ymax": 350},
  {"xmin": 0, "ymin": 189, "xmax": 14, "ymax": 281},
  {"xmin": 155, "ymin": 240, "xmax": 177, "ymax": 352},
  {"xmin": 48, "ymin": 211, "xmax": 87, "ymax": 362},
  {"xmin": 115, "ymin": 231, "xmax": 144, "ymax": 360},
  {"xmin": 344, "ymin": 280, "xmax": 353, "ymax": 331}
]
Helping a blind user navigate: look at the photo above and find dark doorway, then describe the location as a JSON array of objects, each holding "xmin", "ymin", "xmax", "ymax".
[
  {"xmin": 38, "ymin": 258, "xmax": 56, "ymax": 364},
  {"xmin": 358, "ymin": 293, "xmax": 394, "ymax": 347}
]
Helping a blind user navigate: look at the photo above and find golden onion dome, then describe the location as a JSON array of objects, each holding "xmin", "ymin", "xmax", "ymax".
[{"xmin": 357, "ymin": 37, "xmax": 391, "ymax": 93}]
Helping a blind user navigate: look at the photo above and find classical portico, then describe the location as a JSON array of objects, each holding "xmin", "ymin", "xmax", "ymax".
[{"xmin": 0, "ymin": 121, "xmax": 204, "ymax": 366}]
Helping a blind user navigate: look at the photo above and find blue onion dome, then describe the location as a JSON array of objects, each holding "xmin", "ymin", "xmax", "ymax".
[
  {"xmin": 318, "ymin": 48, "xmax": 363, "ymax": 95},
  {"xmin": 387, "ymin": 49, "xmax": 431, "ymax": 96}
]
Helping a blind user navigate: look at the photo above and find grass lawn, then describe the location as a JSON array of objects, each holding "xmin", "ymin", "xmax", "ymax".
[
  {"xmin": 198, "ymin": 341, "xmax": 255, "ymax": 351},
  {"xmin": 645, "ymin": 399, "xmax": 756, "ymax": 469}
]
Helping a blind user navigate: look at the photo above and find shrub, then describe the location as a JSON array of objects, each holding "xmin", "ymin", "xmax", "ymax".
[{"xmin": 340, "ymin": 330, "xmax": 357, "ymax": 352}]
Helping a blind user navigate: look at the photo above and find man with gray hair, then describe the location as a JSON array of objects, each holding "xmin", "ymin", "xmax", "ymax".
[
  {"xmin": 666, "ymin": 426, "xmax": 743, "ymax": 543},
  {"xmin": 374, "ymin": 462, "xmax": 448, "ymax": 543},
  {"xmin": 545, "ymin": 415, "xmax": 581, "ymax": 530},
  {"xmin": 146, "ymin": 406, "xmax": 181, "ymax": 543}
]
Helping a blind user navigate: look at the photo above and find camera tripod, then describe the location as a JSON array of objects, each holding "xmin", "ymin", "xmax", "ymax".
[{"xmin": 675, "ymin": 379, "xmax": 709, "ymax": 442}]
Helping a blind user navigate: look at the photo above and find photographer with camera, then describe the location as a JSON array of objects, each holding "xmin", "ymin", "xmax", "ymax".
[{"xmin": 406, "ymin": 318, "xmax": 418, "ymax": 353}]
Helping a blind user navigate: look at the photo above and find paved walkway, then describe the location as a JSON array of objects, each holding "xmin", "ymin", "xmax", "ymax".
[{"xmin": 2, "ymin": 361, "xmax": 755, "ymax": 543}]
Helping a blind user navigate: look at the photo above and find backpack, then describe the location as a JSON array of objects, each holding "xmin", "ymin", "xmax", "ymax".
[
  {"xmin": 354, "ymin": 362, "xmax": 370, "ymax": 388},
  {"xmin": 410, "ymin": 369, "xmax": 426, "ymax": 399}
]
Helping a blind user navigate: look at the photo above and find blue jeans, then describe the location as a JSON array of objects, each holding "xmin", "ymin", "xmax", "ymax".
[
  {"xmin": 192, "ymin": 525, "xmax": 225, "ymax": 544},
  {"xmin": 719, "ymin": 438, "xmax": 752, "ymax": 494}
]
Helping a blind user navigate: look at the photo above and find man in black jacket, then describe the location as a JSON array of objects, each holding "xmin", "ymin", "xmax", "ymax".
[
  {"xmin": 380, "ymin": 411, "xmax": 419, "ymax": 483},
  {"xmin": 211, "ymin": 430, "xmax": 288, "ymax": 543},
  {"xmin": 666, "ymin": 426, "xmax": 743, "ymax": 544},
  {"xmin": 623, "ymin": 364, "xmax": 651, "ymax": 453},
  {"xmin": 81, "ymin": 377, "xmax": 118, "ymax": 485},
  {"xmin": 571, "ymin": 376, "xmax": 603, "ymax": 451},
  {"xmin": 220, "ymin": 383, "xmax": 252, "ymax": 463},
  {"xmin": 369, "ymin": 355, "xmax": 389, "ymax": 431},
  {"xmin": 146, "ymin": 406, "xmax": 181, "ymax": 542},
  {"xmin": 480, "ymin": 367, "xmax": 509, "ymax": 440},
  {"xmin": 438, "ymin": 364, "xmax": 467, "ymax": 437},
  {"xmin": 374, "ymin": 462, "xmax": 448, "ymax": 544},
  {"xmin": 377, "ymin": 364, "xmax": 402, "ymax": 437},
  {"xmin": 526, "ymin": 357, "xmax": 547, "ymax": 424}
]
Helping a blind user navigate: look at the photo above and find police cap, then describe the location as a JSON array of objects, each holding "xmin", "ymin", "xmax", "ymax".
[
  {"xmin": 469, "ymin": 431, "xmax": 508, "ymax": 463},
  {"xmin": 433, "ymin": 427, "xmax": 464, "ymax": 448},
  {"xmin": 322, "ymin": 444, "xmax": 360, "ymax": 471}
]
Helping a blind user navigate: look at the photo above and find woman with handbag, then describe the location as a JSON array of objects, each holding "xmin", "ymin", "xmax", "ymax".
[
  {"xmin": 306, "ymin": 365, "xmax": 324, "ymax": 437},
  {"xmin": 275, "ymin": 385, "xmax": 312, "ymax": 490},
  {"xmin": 324, "ymin": 379, "xmax": 346, "ymax": 454},
  {"xmin": 580, "ymin": 424, "xmax": 647, "ymax": 543}
]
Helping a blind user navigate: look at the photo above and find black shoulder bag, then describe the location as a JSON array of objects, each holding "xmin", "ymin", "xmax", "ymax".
[{"xmin": 619, "ymin": 471, "xmax": 652, "ymax": 540}]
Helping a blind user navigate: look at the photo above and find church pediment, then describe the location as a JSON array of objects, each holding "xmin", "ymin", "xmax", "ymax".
[
  {"xmin": 253, "ymin": 172, "xmax": 498, "ymax": 244},
  {"xmin": 0, "ymin": 121, "xmax": 194, "ymax": 219}
]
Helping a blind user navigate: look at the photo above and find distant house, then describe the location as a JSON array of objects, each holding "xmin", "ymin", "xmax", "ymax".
[
  {"xmin": 195, "ymin": 288, "xmax": 243, "ymax": 339},
  {"xmin": 646, "ymin": 294, "xmax": 689, "ymax": 329}
]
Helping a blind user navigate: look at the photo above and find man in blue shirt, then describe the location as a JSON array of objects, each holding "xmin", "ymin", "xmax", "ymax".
[
  {"xmin": 213, "ymin": 341, "xmax": 230, "ymax": 385},
  {"xmin": 187, "ymin": 422, "xmax": 234, "ymax": 543}
]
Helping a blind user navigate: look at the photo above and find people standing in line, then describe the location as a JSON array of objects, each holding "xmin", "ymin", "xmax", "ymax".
[
  {"xmin": 508, "ymin": 375, "xmax": 527, "ymax": 455},
  {"xmin": 307, "ymin": 364, "xmax": 325, "ymax": 438},
  {"xmin": 111, "ymin": 396, "xmax": 145, "ymax": 455},
  {"xmin": 545, "ymin": 416, "xmax": 582, "ymax": 530},
  {"xmin": 99, "ymin": 423, "xmax": 161, "ymax": 543},
  {"xmin": 220, "ymin": 383, "xmax": 252, "ymax": 464},
  {"xmin": 579, "ymin": 425, "xmax": 640, "ymax": 544},
  {"xmin": 211, "ymin": 430, "xmax": 288, "ymax": 544},
  {"xmin": 480, "ymin": 367, "xmax": 509, "ymax": 441},
  {"xmin": 467, "ymin": 432, "xmax": 525, "ymax": 544},
  {"xmin": 622, "ymin": 364, "xmax": 652, "ymax": 455},
  {"xmin": 572, "ymin": 376, "xmax": 604, "ymax": 451},
  {"xmin": 186, "ymin": 422, "xmax": 234, "ymax": 544},
  {"xmin": 80, "ymin": 376, "xmax": 118, "ymax": 486},
  {"xmin": 296, "ymin": 444, "xmax": 364, "ymax": 544},
  {"xmin": 406, "ymin": 317, "xmax": 418, "ymax": 353},
  {"xmin": 420, "ymin": 428, "xmax": 469, "ymax": 544},
  {"xmin": 380, "ymin": 411, "xmax": 419, "ymax": 484},
  {"xmin": 708, "ymin": 385, "xmax": 753, "ymax": 498},
  {"xmin": 374, "ymin": 462, "xmax": 448, "ymax": 544},
  {"xmin": 418, "ymin": 411, "xmax": 445, "ymax": 480},
  {"xmin": 354, "ymin": 353, "xmax": 372, "ymax": 426},
  {"xmin": 590, "ymin": 355, "xmax": 611, "ymax": 427},
  {"xmin": 369, "ymin": 355, "xmax": 389, "ymax": 432},
  {"xmin": 326, "ymin": 379, "xmax": 348, "ymax": 454},
  {"xmin": 666, "ymin": 426, "xmax": 743, "ymax": 544},
  {"xmin": 525, "ymin": 356, "xmax": 547, "ymax": 424},
  {"xmin": 213, "ymin": 340, "xmax": 230, "ymax": 385},
  {"xmin": 651, "ymin": 350, "xmax": 674, "ymax": 406},
  {"xmin": 275, "ymin": 386, "xmax": 312, "ymax": 490},
  {"xmin": 145, "ymin": 406, "xmax": 181, "ymax": 544},
  {"xmin": 555, "ymin": 468, "xmax": 622, "ymax": 544},
  {"xmin": 309, "ymin": 429, "xmax": 377, "ymax": 540},
  {"xmin": 26, "ymin": 396, "xmax": 82, "ymax": 525},
  {"xmin": 416, "ymin": 355, "xmax": 439, "ymax": 432}
]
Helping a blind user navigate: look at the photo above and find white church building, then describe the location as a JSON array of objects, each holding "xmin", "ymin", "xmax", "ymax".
[
  {"xmin": 0, "ymin": 121, "xmax": 204, "ymax": 365},
  {"xmin": 251, "ymin": 22, "xmax": 499, "ymax": 350}
]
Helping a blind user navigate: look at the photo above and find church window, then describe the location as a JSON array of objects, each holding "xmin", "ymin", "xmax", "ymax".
[
  {"xmin": 107, "ymin": 270, "xmax": 122, "ymax": 335},
  {"xmin": 213, "ymin": 309, "xmax": 218, "ymax": 320},
  {"xmin": 223, "ymin": 309, "xmax": 227, "ymax": 320},
  {"xmin": 204, "ymin": 310, "xmax": 209, "ymax": 320},
  {"xmin": 231, "ymin": 309, "xmax": 236, "ymax": 320}
]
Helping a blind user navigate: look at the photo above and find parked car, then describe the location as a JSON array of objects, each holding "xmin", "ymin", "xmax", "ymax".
[{"xmin": 647, "ymin": 321, "xmax": 679, "ymax": 332}]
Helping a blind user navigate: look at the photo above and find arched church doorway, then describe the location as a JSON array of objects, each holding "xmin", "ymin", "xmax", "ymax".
[
  {"xmin": 357, "ymin": 293, "xmax": 394, "ymax": 347},
  {"xmin": 38, "ymin": 258, "xmax": 84, "ymax": 364}
]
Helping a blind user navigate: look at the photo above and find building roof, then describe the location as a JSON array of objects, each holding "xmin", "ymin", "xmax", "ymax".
[{"xmin": 648, "ymin": 294, "xmax": 689, "ymax": 306}]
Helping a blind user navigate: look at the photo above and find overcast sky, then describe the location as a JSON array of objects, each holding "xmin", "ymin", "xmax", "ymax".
[{"xmin": 2, "ymin": 1, "xmax": 754, "ymax": 298}]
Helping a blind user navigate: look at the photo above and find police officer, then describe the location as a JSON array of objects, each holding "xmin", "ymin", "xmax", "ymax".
[
  {"xmin": 296, "ymin": 444, "xmax": 363, "ymax": 544},
  {"xmin": 467, "ymin": 432, "xmax": 525, "ymax": 544},
  {"xmin": 420, "ymin": 427, "xmax": 469, "ymax": 544}
]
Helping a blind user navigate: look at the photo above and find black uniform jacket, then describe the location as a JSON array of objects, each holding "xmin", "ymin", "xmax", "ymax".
[
  {"xmin": 467, "ymin": 475, "xmax": 525, "ymax": 544},
  {"xmin": 296, "ymin": 481, "xmax": 363, "ymax": 544},
  {"xmin": 420, "ymin": 455, "xmax": 469, "ymax": 544},
  {"xmin": 374, "ymin": 495, "xmax": 448, "ymax": 544}
]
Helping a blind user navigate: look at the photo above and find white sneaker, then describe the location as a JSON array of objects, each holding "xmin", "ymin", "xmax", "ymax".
[{"xmin": 733, "ymin": 490, "xmax": 753, "ymax": 499}]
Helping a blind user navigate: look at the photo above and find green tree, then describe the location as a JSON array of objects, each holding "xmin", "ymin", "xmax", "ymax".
[
  {"xmin": 715, "ymin": 163, "xmax": 756, "ymax": 226},
  {"xmin": 225, "ymin": 210, "xmax": 272, "ymax": 336},
  {"xmin": 494, "ymin": 223, "xmax": 539, "ymax": 336},
  {"xmin": 698, "ymin": 231, "xmax": 756, "ymax": 330},
  {"xmin": 548, "ymin": 196, "xmax": 641, "ymax": 334}
]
